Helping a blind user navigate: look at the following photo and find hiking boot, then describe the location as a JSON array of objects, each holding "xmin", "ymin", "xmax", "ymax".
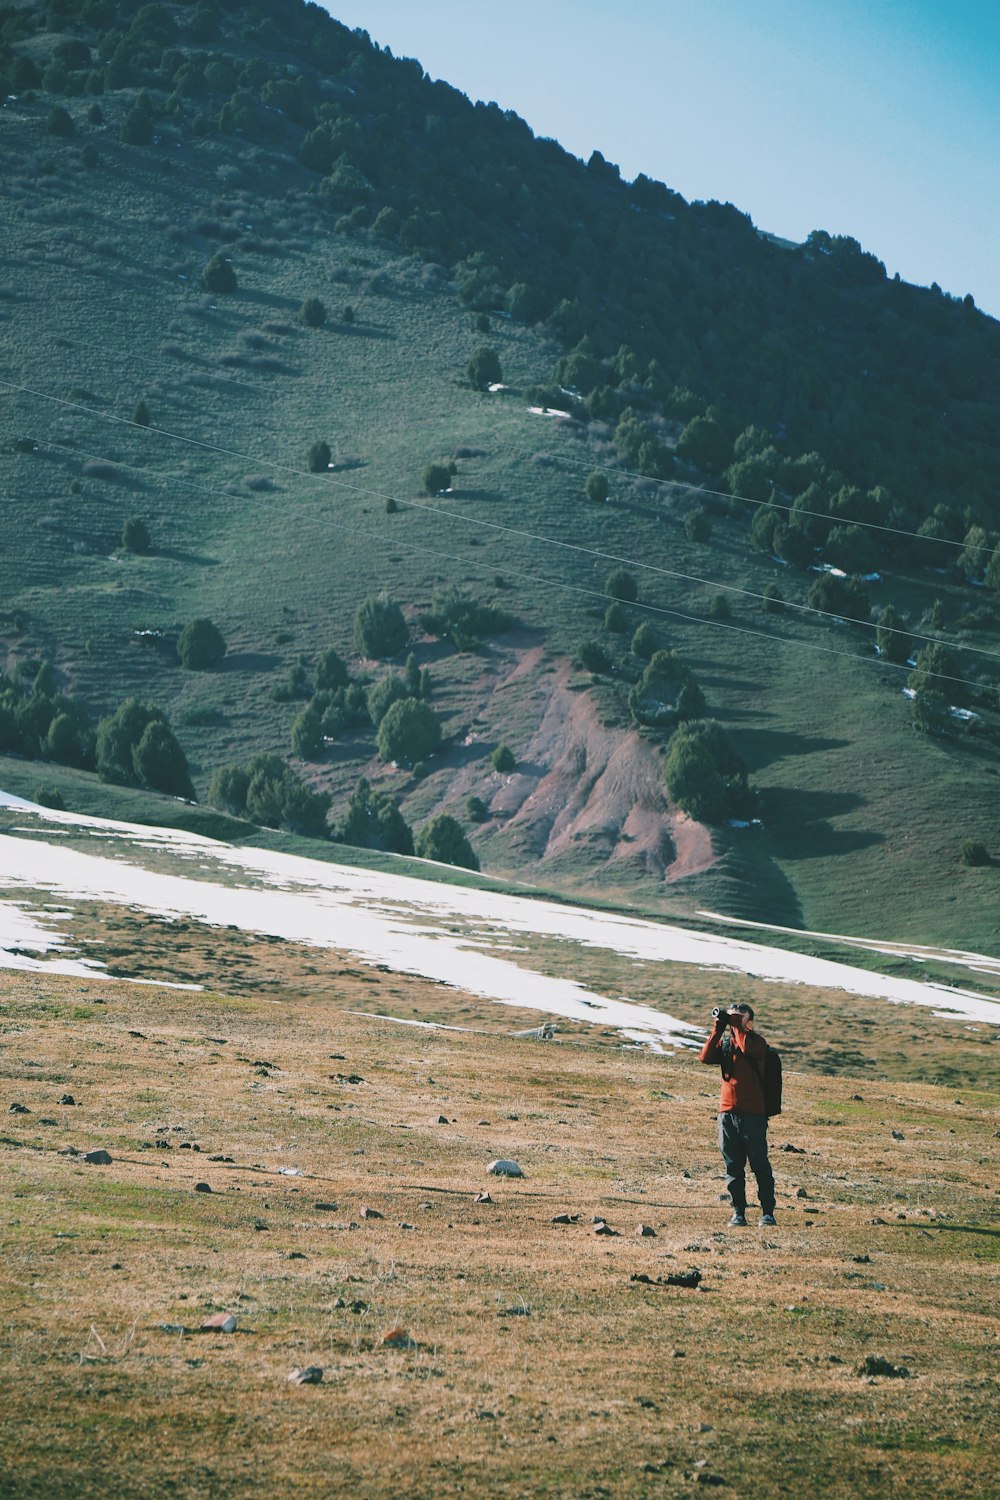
[
  {"xmin": 728, "ymin": 1212, "xmax": 747, "ymax": 1227},
  {"xmin": 760, "ymin": 1213, "xmax": 777, "ymax": 1226}
]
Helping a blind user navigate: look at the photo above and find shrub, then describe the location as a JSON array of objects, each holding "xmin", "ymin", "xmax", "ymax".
[
  {"xmin": 133, "ymin": 399, "xmax": 150, "ymax": 427},
  {"xmin": 95, "ymin": 699, "xmax": 193, "ymax": 797},
  {"xmin": 87, "ymin": 102, "xmax": 103, "ymax": 126},
  {"xmin": 419, "ymin": 586, "xmax": 513, "ymax": 650},
  {"xmin": 34, "ymin": 783, "xmax": 66, "ymax": 810},
  {"xmin": 299, "ymin": 297, "xmax": 326, "ymax": 328},
  {"xmin": 910, "ymin": 687, "xmax": 952, "ymax": 737},
  {"xmin": 354, "ymin": 594, "xmax": 407, "ymax": 659},
  {"xmin": 684, "ymin": 508, "xmax": 712, "ymax": 543},
  {"xmin": 664, "ymin": 719, "xmax": 753, "ymax": 824},
  {"xmin": 201, "ymin": 252, "xmax": 237, "ymax": 293},
  {"xmin": 245, "ymin": 762, "xmax": 330, "ymax": 837},
  {"xmin": 576, "ymin": 640, "xmax": 611, "ymax": 674},
  {"xmin": 604, "ymin": 602, "xmax": 627, "ymax": 633},
  {"xmin": 121, "ymin": 516, "xmax": 150, "ymax": 553},
  {"xmin": 806, "ymin": 574, "xmax": 871, "ymax": 623},
  {"xmin": 631, "ymin": 622, "xmax": 659, "ymax": 660},
  {"xmin": 314, "ymin": 648, "xmax": 349, "ymax": 691},
  {"xmin": 415, "ymin": 813, "xmax": 479, "ymax": 871},
  {"xmin": 676, "ymin": 416, "xmax": 732, "ymax": 475},
  {"xmin": 207, "ymin": 762, "xmax": 251, "ymax": 816},
  {"xmin": 585, "ymin": 470, "xmax": 609, "ymax": 504},
  {"xmin": 605, "ymin": 567, "xmax": 638, "ymax": 603},
  {"xmin": 422, "ymin": 462, "xmax": 452, "ymax": 495},
  {"xmin": 290, "ymin": 703, "xmax": 325, "ymax": 759},
  {"xmin": 307, "ymin": 440, "xmax": 332, "ymax": 473},
  {"xmin": 178, "ymin": 617, "xmax": 226, "ymax": 670},
  {"xmin": 876, "ymin": 604, "xmax": 910, "ymax": 664},
  {"xmin": 376, "ymin": 698, "xmax": 441, "ymax": 765},
  {"xmin": 629, "ymin": 650, "xmax": 705, "ymax": 728},
  {"xmin": 492, "ymin": 744, "xmax": 516, "ymax": 773},
  {"xmin": 341, "ymin": 304, "xmax": 355, "ymax": 324},
  {"xmin": 707, "ymin": 593, "xmax": 731, "ymax": 621},
  {"xmin": 132, "ymin": 719, "xmax": 195, "ymax": 798},
  {"xmin": 121, "ymin": 105, "xmax": 153, "ymax": 146},
  {"xmin": 762, "ymin": 585, "xmax": 784, "ymax": 615},
  {"xmin": 467, "ymin": 794, "xmax": 489, "ymax": 823},
  {"xmin": 366, "ymin": 672, "xmax": 410, "ymax": 728},
  {"xmin": 961, "ymin": 839, "xmax": 990, "ymax": 867},
  {"xmin": 46, "ymin": 105, "xmax": 75, "ymax": 138},
  {"xmin": 908, "ymin": 643, "xmax": 967, "ymax": 706},
  {"xmin": 334, "ymin": 777, "xmax": 413, "ymax": 855},
  {"xmin": 466, "ymin": 346, "xmax": 502, "ymax": 389}
]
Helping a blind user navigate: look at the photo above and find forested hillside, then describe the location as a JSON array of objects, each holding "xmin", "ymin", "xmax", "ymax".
[{"xmin": 2, "ymin": 0, "xmax": 999, "ymax": 949}]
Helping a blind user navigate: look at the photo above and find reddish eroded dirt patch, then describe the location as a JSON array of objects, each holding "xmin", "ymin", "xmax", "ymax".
[{"xmin": 459, "ymin": 653, "xmax": 716, "ymax": 886}]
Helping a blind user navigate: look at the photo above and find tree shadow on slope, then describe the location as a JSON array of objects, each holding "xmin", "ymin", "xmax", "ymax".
[
  {"xmin": 735, "ymin": 728, "xmax": 853, "ymax": 774},
  {"xmin": 759, "ymin": 786, "xmax": 883, "ymax": 861}
]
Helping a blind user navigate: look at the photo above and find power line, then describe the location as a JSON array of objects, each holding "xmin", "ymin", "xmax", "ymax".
[
  {"xmin": 6, "ymin": 377, "xmax": 1000, "ymax": 670},
  {"xmin": 19, "ymin": 430, "xmax": 980, "ymax": 696},
  {"xmin": 518, "ymin": 419, "xmax": 998, "ymax": 555}
]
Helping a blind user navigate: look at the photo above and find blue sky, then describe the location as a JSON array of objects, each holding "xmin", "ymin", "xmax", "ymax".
[{"xmin": 324, "ymin": 1, "xmax": 999, "ymax": 319}]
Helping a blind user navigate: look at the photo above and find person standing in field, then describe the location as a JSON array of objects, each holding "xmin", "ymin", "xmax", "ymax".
[{"xmin": 699, "ymin": 1003, "xmax": 777, "ymax": 1227}]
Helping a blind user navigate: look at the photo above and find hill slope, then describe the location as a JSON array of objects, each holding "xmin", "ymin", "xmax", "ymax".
[{"xmin": 1, "ymin": 0, "xmax": 999, "ymax": 949}]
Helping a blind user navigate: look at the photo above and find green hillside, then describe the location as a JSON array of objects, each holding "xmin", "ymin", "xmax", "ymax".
[{"xmin": 1, "ymin": 0, "xmax": 999, "ymax": 950}]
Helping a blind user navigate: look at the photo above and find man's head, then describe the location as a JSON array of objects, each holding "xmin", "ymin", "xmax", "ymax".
[{"xmin": 730, "ymin": 1003, "xmax": 755, "ymax": 1031}]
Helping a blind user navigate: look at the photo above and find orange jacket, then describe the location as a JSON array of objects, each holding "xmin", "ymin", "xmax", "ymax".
[{"xmin": 699, "ymin": 1023, "xmax": 769, "ymax": 1115}]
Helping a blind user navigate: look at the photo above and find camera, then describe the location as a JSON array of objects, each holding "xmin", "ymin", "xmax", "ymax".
[{"xmin": 711, "ymin": 1007, "xmax": 736, "ymax": 1025}]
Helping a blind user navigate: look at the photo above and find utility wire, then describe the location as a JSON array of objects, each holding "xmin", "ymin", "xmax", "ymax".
[
  {"xmin": 18, "ymin": 431, "xmax": 980, "ymax": 696},
  {"xmin": 521, "ymin": 435, "xmax": 998, "ymax": 556},
  {"xmin": 6, "ymin": 377, "xmax": 1000, "ymax": 671}
]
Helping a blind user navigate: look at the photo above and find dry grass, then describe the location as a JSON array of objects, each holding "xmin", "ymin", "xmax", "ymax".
[{"xmin": 0, "ymin": 967, "xmax": 997, "ymax": 1499}]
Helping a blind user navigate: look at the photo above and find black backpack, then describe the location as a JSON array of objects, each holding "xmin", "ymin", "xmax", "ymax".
[
  {"xmin": 749, "ymin": 1046, "xmax": 783, "ymax": 1117},
  {"xmin": 721, "ymin": 1038, "xmax": 783, "ymax": 1116}
]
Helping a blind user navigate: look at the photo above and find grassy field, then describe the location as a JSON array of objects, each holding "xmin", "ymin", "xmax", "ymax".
[
  {"xmin": 2, "ymin": 89, "xmax": 1000, "ymax": 951},
  {"xmin": 0, "ymin": 965, "xmax": 997, "ymax": 1499}
]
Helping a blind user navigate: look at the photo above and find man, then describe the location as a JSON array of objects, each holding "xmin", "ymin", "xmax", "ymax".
[{"xmin": 699, "ymin": 1003, "xmax": 777, "ymax": 1227}]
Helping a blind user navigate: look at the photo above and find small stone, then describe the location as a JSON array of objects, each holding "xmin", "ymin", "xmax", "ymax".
[
  {"xmin": 157, "ymin": 1323, "xmax": 187, "ymax": 1335},
  {"xmin": 287, "ymin": 1251, "xmax": 307, "ymax": 1260},
  {"xmin": 128, "ymin": 1030, "xmax": 146, "ymax": 1039},
  {"xmin": 857, "ymin": 1354, "xmax": 910, "ymax": 1379},
  {"xmin": 83, "ymin": 1149, "xmax": 112, "ymax": 1165},
  {"xmin": 664, "ymin": 1269, "xmax": 701, "ymax": 1288},
  {"xmin": 8, "ymin": 1103, "xmax": 30, "ymax": 1115},
  {"xmin": 486, "ymin": 1159, "xmax": 523, "ymax": 1178},
  {"xmin": 380, "ymin": 1326, "xmax": 416, "ymax": 1349},
  {"xmin": 348, "ymin": 1300, "xmax": 368, "ymax": 1314},
  {"xmin": 58, "ymin": 1095, "xmax": 76, "ymax": 1106},
  {"xmin": 288, "ymin": 1366, "xmax": 323, "ymax": 1385},
  {"xmin": 891, "ymin": 1131, "xmax": 904, "ymax": 1140},
  {"xmin": 359, "ymin": 1205, "xmax": 383, "ymax": 1220},
  {"xmin": 200, "ymin": 1312, "xmax": 236, "ymax": 1333},
  {"xmin": 433, "ymin": 1115, "xmax": 449, "ymax": 1124},
  {"xmin": 398, "ymin": 1222, "xmax": 415, "ymax": 1230},
  {"xmin": 780, "ymin": 1143, "xmax": 805, "ymax": 1153},
  {"xmin": 59, "ymin": 1145, "xmax": 80, "ymax": 1156},
  {"xmin": 193, "ymin": 1182, "xmax": 213, "ymax": 1193},
  {"xmin": 474, "ymin": 1191, "xmax": 493, "ymax": 1204},
  {"xmin": 314, "ymin": 1202, "xmax": 338, "ymax": 1212},
  {"xmin": 593, "ymin": 1220, "xmax": 618, "ymax": 1237},
  {"xmin": 636, "ymin": 1224, "xmax": 657, "ymax": 1238},
  {"xmin": 796, "ymin": 1188, "xmax": 809, "ymax": 1198},
  {"xmin": 551, "ymin": 1213, "xmax": 579, "ymax": 1225}
]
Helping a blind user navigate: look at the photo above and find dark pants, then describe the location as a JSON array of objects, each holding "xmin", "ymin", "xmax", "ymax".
[{"xmin": 718, "ymin": 1111, "xmax": 775, "ymax": 1215}]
